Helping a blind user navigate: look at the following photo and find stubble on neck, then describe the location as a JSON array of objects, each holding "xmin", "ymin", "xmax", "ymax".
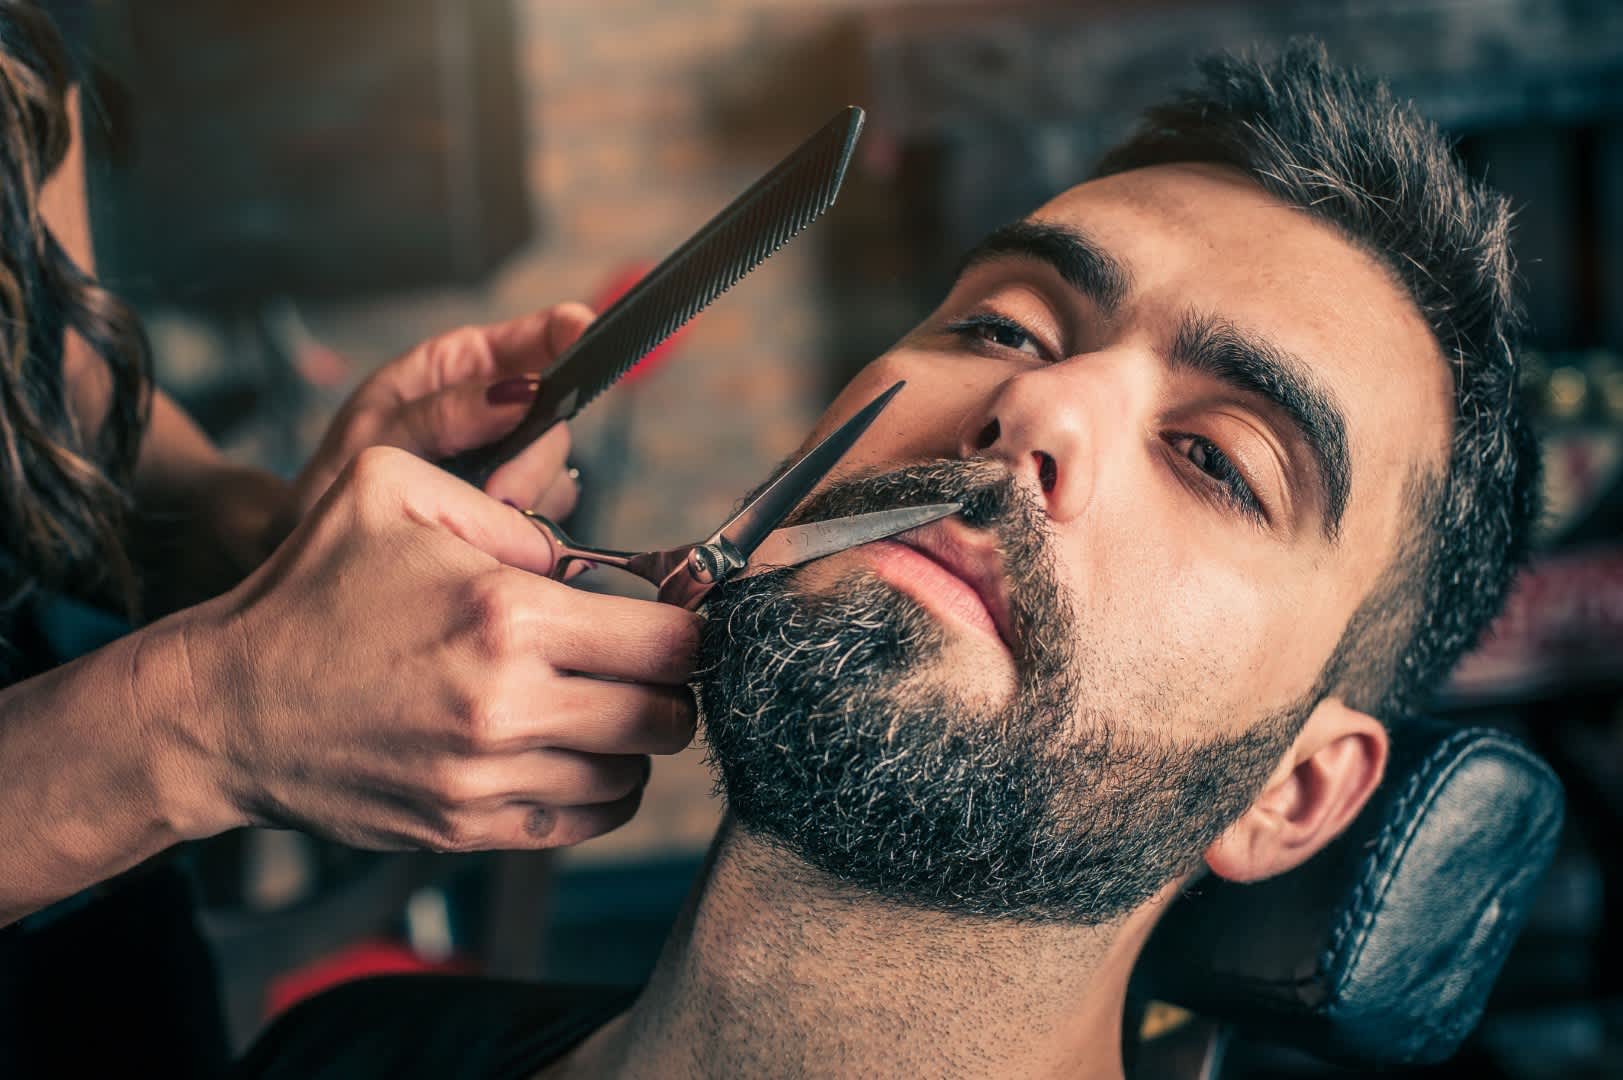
[{"xmin": 548, "ymin": 819, "xmax": 1166, "ymax": 1080}]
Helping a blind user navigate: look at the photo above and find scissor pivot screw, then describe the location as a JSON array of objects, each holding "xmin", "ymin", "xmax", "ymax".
[{"xmin": 687, "ymin": 542, "xmax": 746, "ymax": 585}]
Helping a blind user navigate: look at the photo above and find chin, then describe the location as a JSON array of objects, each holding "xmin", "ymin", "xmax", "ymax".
[{"xmin": 923, "ymin": 631, "xmax": 1020, "ymax": 704}]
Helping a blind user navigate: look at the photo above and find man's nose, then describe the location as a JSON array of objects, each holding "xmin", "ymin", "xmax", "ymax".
[{"xmin": 957, "ymin": 361, "xmax": 1119, "ymax": 523}]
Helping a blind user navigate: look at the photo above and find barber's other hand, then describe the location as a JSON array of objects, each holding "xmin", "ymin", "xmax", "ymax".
[
  {"xmin": 292, "ymin": 302, "xmax": 596, "ymax": 527},
  {"xmin": 190, "ymin": 446, "xmax": 698, "ymax": 852}
]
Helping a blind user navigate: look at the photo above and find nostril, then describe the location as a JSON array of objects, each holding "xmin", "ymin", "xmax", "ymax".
[
  {"xmin": 974, "ymin": 419, "xmax": 1000, "ymax": 451},
  {"xmin": 1035, "ymin": 451, "xmax": 1057, "ymax": 494}
]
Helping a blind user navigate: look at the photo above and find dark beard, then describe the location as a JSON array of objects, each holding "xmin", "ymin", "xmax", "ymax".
[{"xmin": 696, "ymin": 460, "xmax": 1305, "ymax": 924}]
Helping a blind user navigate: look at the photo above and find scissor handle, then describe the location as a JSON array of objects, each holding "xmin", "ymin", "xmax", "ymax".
[{"xmin": 520, "ymin": 511, "xmax": 638, "ymax": 579}]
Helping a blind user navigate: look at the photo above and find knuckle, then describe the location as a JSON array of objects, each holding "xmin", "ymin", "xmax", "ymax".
[
  {"xmin": 525, "ymin": 582, "xmax": 569, "ymax": 644},
  {"xmin": 441, "ymin": 325, "xmax": 495, "ymax": 376},
  {"xmin": 426, "ymin": 761, "xmax": 481, "ymax": 807},
  {"xmin": 462, "ymin": 573, "xmax": 521, "ymax": 660},
  {"xmin": 433, "ymin": 813, "xmax": 485, "ymax": 852},
  {"xmin": 449, "ymin": 690, "xmax": 508, "ymax": 753},
  {"xmin": 460, "ymin": 324, "xmax": 495, "ymax": 360},
  {"xmin": 347, "ymin": 444, "xmax": 405, "ymax": 489},
  {"xmin": 344, "ymin": 447, "xmax": 409, "ymax": 523}
]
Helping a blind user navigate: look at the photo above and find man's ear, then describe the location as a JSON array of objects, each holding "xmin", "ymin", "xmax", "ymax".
[{"xmin": 1204, "ymin": 698, "xmax": 1389, "ymax": 884}]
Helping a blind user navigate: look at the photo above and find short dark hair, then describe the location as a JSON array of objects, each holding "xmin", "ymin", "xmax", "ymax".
[{"xmin": 1092, "ymin": 39, "xmax": 1542, "ymax": 723}]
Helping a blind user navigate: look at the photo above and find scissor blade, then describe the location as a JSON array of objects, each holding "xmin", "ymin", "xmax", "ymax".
[
  {"xmin": 747, "ymin": 504, "xmax": 962, "ymax": 570},
  {"xmin": 712, "ymin": 380, "xmax": 904, "ymax": 559}
]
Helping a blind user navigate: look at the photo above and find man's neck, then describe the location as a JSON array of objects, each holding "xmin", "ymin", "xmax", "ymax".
[{"xmin": 551, "ymin": 821, "xmax": 1156, "ymax": 1079}]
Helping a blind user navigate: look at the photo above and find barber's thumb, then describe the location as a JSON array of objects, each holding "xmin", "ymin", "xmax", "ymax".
[{"xmin": 398, "ymin": 377, "xmax": 539, "ymax": 460}]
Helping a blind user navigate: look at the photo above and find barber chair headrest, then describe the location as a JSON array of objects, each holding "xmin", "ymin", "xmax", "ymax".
[{"xmin": 1139, "ymin": 720, "xmax": 1564, "ymax": 1067}]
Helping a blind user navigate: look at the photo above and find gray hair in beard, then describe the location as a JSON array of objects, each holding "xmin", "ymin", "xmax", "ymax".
[{"xmin": 695, "ymin": 459, "xmax": 1307, "ymax": 923}]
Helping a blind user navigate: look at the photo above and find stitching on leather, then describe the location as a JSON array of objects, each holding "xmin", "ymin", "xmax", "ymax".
[
  {"xmin": 1396, "ymin": 779, "xmax": 1565, "ymax": 1062},
  {"xmin": 1322, "ymin": 732, "xmax": 1561, "ymax": 1059},
  {"xmin": 1320, "ymin": 727, "xmax": 1482, "ymax": 987},
  {"xmin": 1322, "ymin": 730, "xmax": 1559, "ymax": 992}
]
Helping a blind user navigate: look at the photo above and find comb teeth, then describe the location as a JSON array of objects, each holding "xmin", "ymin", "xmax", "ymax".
[
  {"xmin": 541, "ymin": 107, "xmax": 863, "ymax": 419},
  {"xmin": 453, "ymin": 106, "xmax": 864, "ymax": 481}
]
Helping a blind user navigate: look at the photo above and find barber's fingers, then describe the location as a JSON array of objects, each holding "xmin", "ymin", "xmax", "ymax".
[
  {"xmin": 484, "ymin": 788, "xmax": 645, "ymax": 850},
  {"xmin": 377, "ymin": 302, "xmax": 598, "ymax": 401},
  {"xmin": 349, "ymin": 447, "xmax": 564, "ymax": 576},
  {"xmin": 529, "ymin": 466, "xmax": 580, "ymax": 523},
  {"xmin": 418, "ymin": 786, "xmax": 646, "ymax": 852},
  {"xmin": 383, "ymin": 377, "xmax": 551, "ymax": 462},
  {"xmin": 449, "ymin": 749, "xmax": 652, "ymax": 808},
  {"xmin": 510, "ymin": 678, "xmax": 697, "ymax": 756},
  {"xmin": 482, "ymin": 301, "xmax": 595, "ymax": 373},
  {"xmin": 520, "ymin": 587, "xmax": 702, "ymax": 686},
  {"xmin": 483, "ymin": 418, "xmax": 574, "ymax": 511},
  {"xmin": 476, "ymin": 303, "xmax": 592, "ymax": 508}
]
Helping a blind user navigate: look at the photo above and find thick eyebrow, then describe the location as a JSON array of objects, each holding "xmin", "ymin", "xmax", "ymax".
[
  {"xmin": 954, "ymin": 220, "xmax": 1132, "ymax": 315},
  {"xmin": 1171, "ymin": 312, "xmax": 1351, "ymax": 541}
]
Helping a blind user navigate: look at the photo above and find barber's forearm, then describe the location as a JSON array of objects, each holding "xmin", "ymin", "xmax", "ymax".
[{"xmin": 0, "ymin": 608, "xmax": 240, "ymax": 926}]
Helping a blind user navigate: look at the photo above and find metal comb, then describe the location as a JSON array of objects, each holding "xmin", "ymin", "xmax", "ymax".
[{"xmin": 446, "ymin": 105, "xmax": 867, "ymax": 485}]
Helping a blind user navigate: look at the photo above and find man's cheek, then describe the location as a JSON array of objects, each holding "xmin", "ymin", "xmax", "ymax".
[{"xmin": 1106, "ymin": 555, "xmax": 1280, "ymax": 727}]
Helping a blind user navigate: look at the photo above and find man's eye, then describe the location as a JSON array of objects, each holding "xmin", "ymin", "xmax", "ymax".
[
  {"xmin": 944, "ymin": 313, "xmax": 1046, "ymax": 359},
  {"xmin": 1171, "ymin": 434, "xmax": 1265, "ymax": 522}
]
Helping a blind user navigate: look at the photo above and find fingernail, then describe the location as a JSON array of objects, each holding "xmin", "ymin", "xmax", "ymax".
[{"xmin": 486, "ymin": 375, "xmax": 539, "ymax": 406}]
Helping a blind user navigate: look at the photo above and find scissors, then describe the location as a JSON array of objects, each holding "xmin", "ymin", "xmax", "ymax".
[{"xmin": 519, "ymin": 381, "xmax": 960, "ymax": 609}]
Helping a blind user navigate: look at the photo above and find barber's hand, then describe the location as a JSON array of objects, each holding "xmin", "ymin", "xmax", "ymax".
[
  {"xmin": 291, "ymin": 302, "xmax": 596, "ymax": 527},
  {"xmin": 191, "ymin": 446, "xmax": 698, "ymax": 852}
]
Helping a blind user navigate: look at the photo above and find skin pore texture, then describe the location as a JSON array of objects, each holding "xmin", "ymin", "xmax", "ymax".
[{"xmin": 543, "ymin": 162, "xmax": 1451, "ymax": 1079}]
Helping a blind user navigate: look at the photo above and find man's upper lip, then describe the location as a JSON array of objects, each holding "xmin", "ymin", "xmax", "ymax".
[{"xmin": 894, "ymin": 520, "xmax": 1015, "ymax": 648}]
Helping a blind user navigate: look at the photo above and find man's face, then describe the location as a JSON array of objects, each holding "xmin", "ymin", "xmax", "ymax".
[{"xmin": 696, "ymin": 163, "xmax": 1450, "ymax": 922}]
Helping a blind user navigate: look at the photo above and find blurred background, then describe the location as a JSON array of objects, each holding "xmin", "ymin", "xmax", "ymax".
[{"xmin": 53, "ymin": 0, "xmax": 1623, "ymax": 1075}]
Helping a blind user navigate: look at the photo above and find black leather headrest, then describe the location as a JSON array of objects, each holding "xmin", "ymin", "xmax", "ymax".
[{"xmin": 1139, "ymin": 721, "xmax": 1564, "ymax": 1067}]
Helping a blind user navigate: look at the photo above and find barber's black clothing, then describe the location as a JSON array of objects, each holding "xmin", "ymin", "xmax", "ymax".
[
  {"xmin": 235, "ymin": 977, "xmax": 638, "ymax": 1079},
  {"xmin": 0, "ymin": 575, "xmax": 232, "ymax": 1078},
  {"xmin": 0, "ymin": 864, "xmax": 230, "ymax": 1078}
]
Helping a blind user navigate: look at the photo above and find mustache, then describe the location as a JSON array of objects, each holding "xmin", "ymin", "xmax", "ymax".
[{"xmin": 780, "ymin": 458, "xmax": 1072, "ymax": 676}]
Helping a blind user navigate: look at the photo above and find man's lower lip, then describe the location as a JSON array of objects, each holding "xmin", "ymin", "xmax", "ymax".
[{"xmin": 858, "ymin": 540, "xmax": 1004, "ymax": 643}]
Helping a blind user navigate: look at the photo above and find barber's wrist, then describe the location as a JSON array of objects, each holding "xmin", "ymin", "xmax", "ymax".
[{"xmin": 128, "ymin": 602, "xmax": 252, "ymax": 842}]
